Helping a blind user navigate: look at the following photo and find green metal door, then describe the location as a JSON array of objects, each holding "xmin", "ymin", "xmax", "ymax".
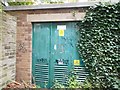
[{"xmin": 32, "ymin": 22, "xmax": 86, "ymax": 88}]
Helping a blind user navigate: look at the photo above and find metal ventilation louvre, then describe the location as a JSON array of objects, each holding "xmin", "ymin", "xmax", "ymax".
[
  {"xmin": 54, "ymin": 65, "xmax": 89, "ymax": 85},
  {"xmin": 54, "ymin": 65, "xmax": 68, "ymax": 85},
  {"xmin": 74, "ymin": 66, "xmax": 89, "ymax": 82},
  {"xmin": 35, "ymin": 64, "xmax": 49, "ymax": 83}
]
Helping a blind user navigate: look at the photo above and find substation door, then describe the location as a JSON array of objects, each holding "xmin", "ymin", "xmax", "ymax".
[{"xmin": 32, "ymin": 22, "xmax": 86, "ymax": 88}]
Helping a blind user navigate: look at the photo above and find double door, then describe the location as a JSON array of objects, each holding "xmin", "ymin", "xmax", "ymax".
[{"xmin": 32, "ymin": 22, "xmax": 84, "ymax": 88}]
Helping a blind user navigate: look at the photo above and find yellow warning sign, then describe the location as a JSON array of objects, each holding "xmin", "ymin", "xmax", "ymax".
[
  {"xmin": 74, "ymin": 60, "xmax": 80, "ymax": 66},
  {"xmin": 59, "ymin": 29, "xmax": 64, "ymax": 36}
]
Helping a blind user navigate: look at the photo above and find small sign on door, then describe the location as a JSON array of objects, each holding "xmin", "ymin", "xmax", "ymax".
[
  {"xmin": 59, "ymin": 29, "xmax": 64, "ymax": 36},
  {"xmin": 74, "ymin": 60, "xmax": 80, "ymax": 66},
  {"xmin": 57, "ymin": 25, "xmax": 66, "ymax": 30}
]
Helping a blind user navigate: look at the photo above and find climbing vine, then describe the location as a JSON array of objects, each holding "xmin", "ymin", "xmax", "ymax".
[
  {"xmin": 77, "ymin": 2, "xmax": 120, "ymax": 89},
  {"xmin": 8, "ymin": 2, "xmax": 34, "ymax": 6}
]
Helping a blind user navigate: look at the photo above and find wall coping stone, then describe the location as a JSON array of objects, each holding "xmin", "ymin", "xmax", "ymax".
[{"xmin": 3, "ymin": 2, "xmax": 99, "ymax": 11}]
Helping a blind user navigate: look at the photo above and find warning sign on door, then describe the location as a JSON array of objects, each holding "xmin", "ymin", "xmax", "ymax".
[
  {"xmin": 59, "ymin": 29, "xmax": 64, "ymax": 36},
  {"xmin": 74, "ymin": 60, "xmax": 80, "ymax": 66},
  {"xmin": 57, "ymin": 25, "xmax": 66, "ymax": 30}
]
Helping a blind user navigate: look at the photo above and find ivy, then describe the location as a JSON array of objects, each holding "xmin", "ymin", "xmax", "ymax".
[
  {"xmin": 77, "ymin": 2, "xmax": 120, "ymax": 89},
  {"xmin": 8, "ymin": 2, "xmax": 34, "ymax": 6},
  {"xmin": 7, "ymin": 1, "xmax": 64, "ymax": 6}
]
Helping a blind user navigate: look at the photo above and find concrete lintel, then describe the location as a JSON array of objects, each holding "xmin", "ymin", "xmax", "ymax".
[
  {"xmin": 4, "ymin": 2, "xmax": 99, "ymax": 11},
  {"xmin": 27, "ymin": 12, "xmax": 86, "ymax": 22}
]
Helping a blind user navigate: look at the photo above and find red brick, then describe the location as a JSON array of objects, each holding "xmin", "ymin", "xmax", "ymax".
[{"xmin": 6, "ymin": 8, "xmax": 86, "ymax": 83}]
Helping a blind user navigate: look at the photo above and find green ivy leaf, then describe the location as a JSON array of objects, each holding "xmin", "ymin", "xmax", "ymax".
[{"xmin": 77, "ymin": 1, "xmax": 120, "ymax": 89}]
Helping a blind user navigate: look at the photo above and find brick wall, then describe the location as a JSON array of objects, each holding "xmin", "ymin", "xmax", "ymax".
[
  {"xmin": 6, "ymin": 8, "xmax": 86, "ymax": 83},
  {"xmin": 0, "ymin": 10, "xmax": 16, "ymax": 89}
]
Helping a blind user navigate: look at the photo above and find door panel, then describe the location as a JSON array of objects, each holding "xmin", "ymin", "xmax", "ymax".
[
  {"xmin": 32, "ymin": 22, "xmax": 86, "ymax": 88},
  {"xmin": 32, "ymin": 23, "xmax": 51, "ymax": 88},
  {"xmin": 51, "ymin": 22, "xmax": 84, "ymax": 86}
]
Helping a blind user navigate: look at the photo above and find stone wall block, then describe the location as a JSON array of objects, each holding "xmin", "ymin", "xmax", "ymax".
[{"xmin": 0, "ymin": 10, "xmax": 16, "ymax": 89}]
